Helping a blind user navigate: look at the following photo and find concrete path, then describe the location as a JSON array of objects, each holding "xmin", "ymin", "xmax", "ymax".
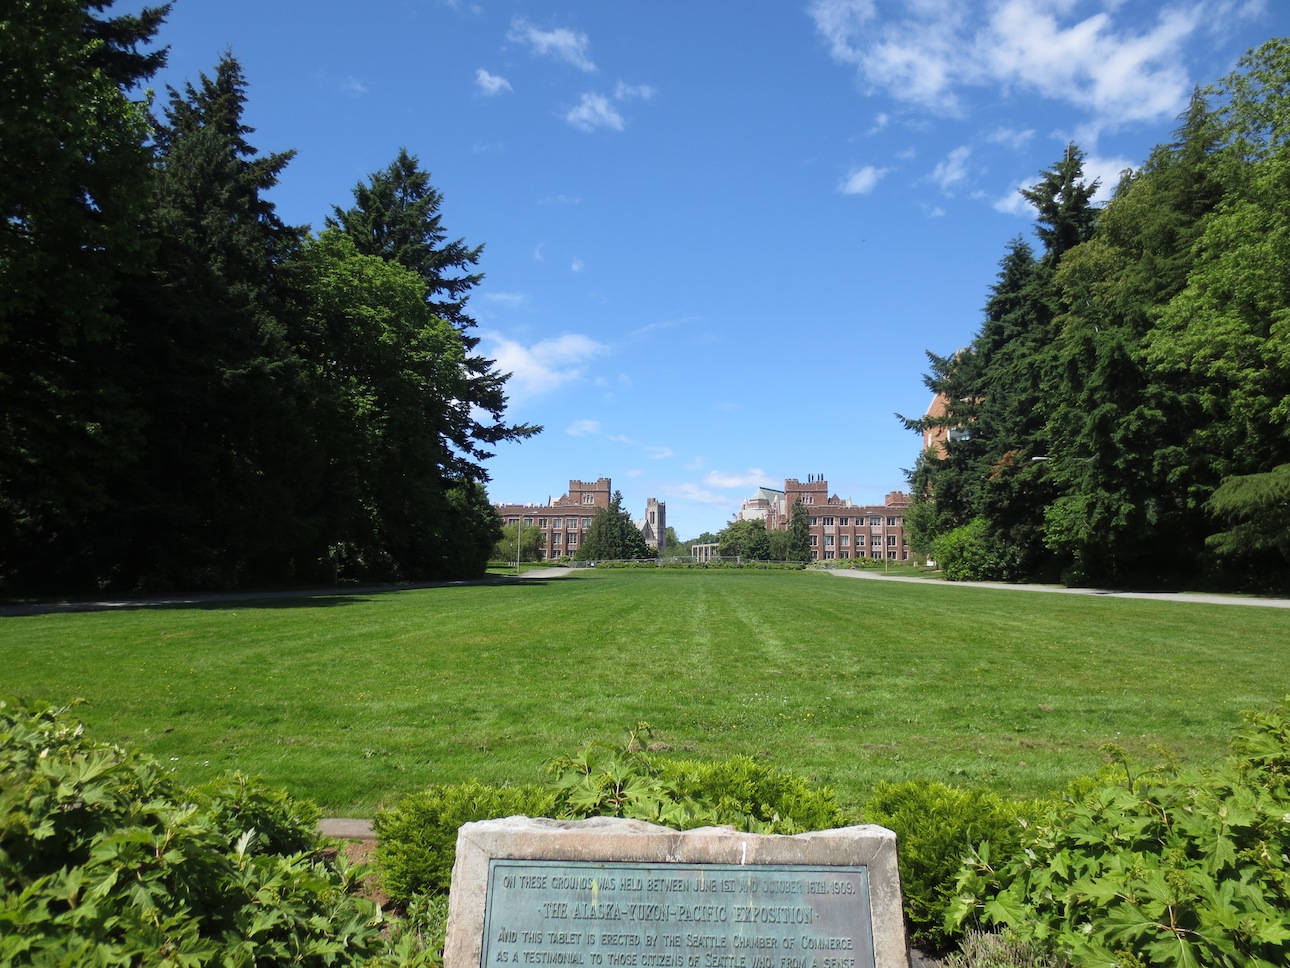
[
  {"xmin": 823, "ymin": 568, "xmax": 1290, "ymax": 608},
  {"xmin": 320, "ymin": 817, "xmax": 375, "ymax": 841}
]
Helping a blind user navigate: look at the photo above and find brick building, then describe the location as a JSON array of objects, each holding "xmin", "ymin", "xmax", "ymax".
[
  {"xmin": 738, "ymin": 475, "xmax": 912, "ymax": 562},
  {"xmin": 494, "ymin": 477, "xmax": 665, "ymax": 560}
]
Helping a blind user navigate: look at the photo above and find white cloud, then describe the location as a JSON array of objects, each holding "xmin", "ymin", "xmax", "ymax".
[
  {"xmin": 570, "ymin": 257, "xmax": 585, "ymax": 272},
  {"xmin": 566, "ymin": 92, "xmax": 625, "ymax": 132},
  {"xmin": 986, "ymin": 126, "xmax": 1035, "ymax": 151},
  {"xmin": 839, "ymin": 165, "xmax": 890, "ymax": 195},
  {"xmin": 809, "ymin": 0, "xmax": 1219, "ymax": 135},
  {"xmin": 609, "ymin": 434, "xmax": 674, "ymax": 460},
  {"xmin": 475, "ymin": 69, "xmax": 512, "ymax": 96},
  {"xmin": 342, "ymin": 76, "xmax": 369, "ymax": 96},
  {"xmin": 993, "ymin": 179, "xmax": 1037, "ymax": 217},
  {"xmin": 615, "ymin": 81, "xmax": 656, "ymax": 101},
  {"xmin": 1082, "ymin": 151, "xmax": 1137, "ymax": 203},
  {"xmin": 482, "ymin": 291, "xmax": 527, "ymax": 308},
  {"xmin": 537, "ymin": 194, "xmax": 582, "ymax": 206},
  {"xmin": 929, "ymin": 145, "xmax": 972, "ymax": 192},
  {"xmin": 566, "ymin": 419, "xmax": 601, "ymax": 436},
  {"xmin": 482, "ymin": 332, "xmax": 607, "ymax": 398},
  {"xmin": 704, "ymin": 469, "xmax": 773, "ymax": 490},
  {"xmin": 671, "ymin": 482, "xmax": 737, "ymax": 507},
  {"xmin": 508, "ymin": 18, "xmax": 596, "ymax": 72}
]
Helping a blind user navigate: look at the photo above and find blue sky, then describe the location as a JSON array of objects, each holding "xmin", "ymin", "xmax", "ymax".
[{"xmin": 148, "ymin": 0, "xmax": 1282, "ymax": 540}]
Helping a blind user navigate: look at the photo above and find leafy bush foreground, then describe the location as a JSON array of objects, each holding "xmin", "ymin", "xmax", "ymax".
[
  {"xmin": 0, "ymin": 698, "xmax": 393, "ymax": 967},
  {"xmin": 950, "ymin": 697, "xmax": 1290, "ymax": 967},
  {"xmin": 9, "ymin": 699, "xmax": 1290, "ymax": 968}
]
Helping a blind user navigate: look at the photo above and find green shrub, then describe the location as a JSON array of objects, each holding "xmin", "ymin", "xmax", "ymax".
[
  {"xmin": 190, "ymin": 770, "xmax": 322, "ymax": 857},
  {"xmin": 661, "ymin": 755, "xmax": 850, "ymax": 833},
  {"xmin": 373, "ymin": 780, "xmax": 555, "ymax": 906},
  {"xmin": 0, "ymin": 697, "xmax": 383, "ymax": 966},
  {"xmin": 862, "ymin": 779, "xmax": 1049, "ymax": 954},
  {"xmin": 376, "ymin": 727, "xmax": 848, "ymax": 912},
  {"xmin": 949, "ymin": 697, "xmax": 1290, "ymax": 967},
  {"xmin": 547, "ymin": 724, "xmax": 846, "ymax": 833},
  {"xmin": 934, "ymin": 518, "xmax": 1018, "ymax": 582}
]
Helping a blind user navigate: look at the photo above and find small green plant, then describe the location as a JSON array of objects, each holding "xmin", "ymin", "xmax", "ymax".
[
  {"xmin": 373, "ymin": 780, "xmax": 555, "ymax": 906},
  {"xmin": 942, "ymin": 930, "xmax": 1061, "ymax": 968},
  {"xmin": 948, "ymin": 697, "xmax": 1290, "ymax": 967},
  {"xmin": 861, "ymin": 779, "xmax": 1049, "ymax": 953},
  {"xmin": 546, "ymin": 723, "xmax": 700, "ymax": 825}
]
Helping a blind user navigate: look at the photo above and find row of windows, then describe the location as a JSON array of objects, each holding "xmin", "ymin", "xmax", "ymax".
[
  {"xmin": 819, "ymin": 550, "xmax": 907, "ymax": 560},
  {"xmin": 810, "ymin": 535, "xmax": 901, "ymax": 547},
  {"xmin": 506, "ymin": 517, "xmax": 593, "ymax": 529},
  {"xmin": 809, "ymin": 515, "xmax": 902, "ymax": 527}
]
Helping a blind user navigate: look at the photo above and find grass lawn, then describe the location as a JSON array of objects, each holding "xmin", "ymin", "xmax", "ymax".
[{"xmin": 2, "ymin": 570, "xmax": 1287, "ymax": 816}]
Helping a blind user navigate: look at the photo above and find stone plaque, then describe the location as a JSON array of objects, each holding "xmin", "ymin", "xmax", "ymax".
[
  {"xmin": 480, "ymin": 860, "xmax": 875, "ymax": 968},
  {"xmin": 443, "ymin": 818, "xmax": 909, "ymax": 968}
]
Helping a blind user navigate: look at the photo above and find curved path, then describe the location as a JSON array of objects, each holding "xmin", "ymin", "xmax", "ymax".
[{"xmin": 822, "ymin": 568, "xmax": 1290, "ymax": 608}]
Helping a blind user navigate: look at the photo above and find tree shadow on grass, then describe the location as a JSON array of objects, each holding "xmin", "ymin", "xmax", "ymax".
[{"xmin": 0, "ymin": 576, "xmax": 570, "ymax": 617}]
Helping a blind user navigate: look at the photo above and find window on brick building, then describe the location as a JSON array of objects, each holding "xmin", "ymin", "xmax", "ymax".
[
  {"xmin": 582, "ymin": 518, "xmax": 591, "ymax": 528},
  {"xmin": 839, "ymin": 517, "xmax": 849, "ymax": 526},
  {"xmin": 823, "ymin": 516, "xmax": 834, "ymax": 526},
  {"xmin": 810, "ymin": 535, "xmax": 818, "ymax": 546},
  {"xmin": 824, "ymin": 535, "xmax": 834, "ymax": 547},
  {"xmin": 856, "ymin": 535, "xmax": 866, "ymax": 546},
  {"xmin": 887, "ymin": 516, "xmax": 899, "ymax": 526},
  {"xmin": 887, "ymin": 535, "xmax": 897, "ymax": 546},
  {"xmin": 552, "ymin": 518, "xmax": 562, "ymax": 528},
  {"xmin": 841, "ymin": 534, "xmax": 850, "ymax": 547},
  {"xmin": 869, "ymin": 515, "xmax": 881, "ymax": 526},
  {"xmin": 538, "ymin": 518, "xmax": 547, "ymax": 527}
]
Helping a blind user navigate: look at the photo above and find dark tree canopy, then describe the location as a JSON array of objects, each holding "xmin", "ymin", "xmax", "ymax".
[
  {"xmin": 903, "ymin": 41, "xmax": 1290, "ymax": 591},
  {"xmin": 0, "ymin": 31, "xmax": 536, "ymax": 593}
]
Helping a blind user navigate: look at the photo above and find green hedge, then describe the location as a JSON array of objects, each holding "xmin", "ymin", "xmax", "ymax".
[
  {"xmin": 862, "ymin": 780, "xmax": 1050, "ymax": 953},
  {"xmin": 373, "ymin": 781, "xmax": 556, "ymax": 906}
]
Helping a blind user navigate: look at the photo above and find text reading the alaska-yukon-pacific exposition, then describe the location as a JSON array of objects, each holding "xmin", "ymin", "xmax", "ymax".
[{"xmin": 480, "ymin": 862, "xmax": 876, "ymax": 968}]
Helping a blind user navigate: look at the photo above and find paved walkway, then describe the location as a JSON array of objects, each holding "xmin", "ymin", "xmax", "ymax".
[{"xmin": 822, "ymin": 568, "xmax": 1290, "ymax": 608}]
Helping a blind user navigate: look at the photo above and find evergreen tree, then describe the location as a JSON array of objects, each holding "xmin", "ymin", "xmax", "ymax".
[
  {"xmin": 0, "ymin": 0, "xmax": 168, "ymax": 590},
  {"xmin": 328, "ymin": 150, "xmax": 538, "ymax": 483},
  {"xmin": 576, "ymin": 491, "xmax": 651, "ymax": 561},
  {"xmin": 787, "ymin": 500, "xmax": 812, "ymax": 563},
  {"xmin": 1042, "ymin": 94, "xmax": 1227, "ymax": 585},
  {"xmin": 112, "ymin": 53, "xmax": 311, "ymax": 588}
]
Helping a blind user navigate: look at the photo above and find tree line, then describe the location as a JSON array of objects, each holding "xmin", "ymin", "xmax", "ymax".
[
  {"xmin": 1, "ymin": 1, "xmax": 537, "ymax": 594},
  {"xmin": 904, "ymin": 38, "xmax": 1290, "ymax": 591}
]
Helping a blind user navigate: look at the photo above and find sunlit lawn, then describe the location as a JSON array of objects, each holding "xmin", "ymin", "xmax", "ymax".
[{"xmin": 3, "ymin": 569, "xmax": 1287, "ymax": 816}]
